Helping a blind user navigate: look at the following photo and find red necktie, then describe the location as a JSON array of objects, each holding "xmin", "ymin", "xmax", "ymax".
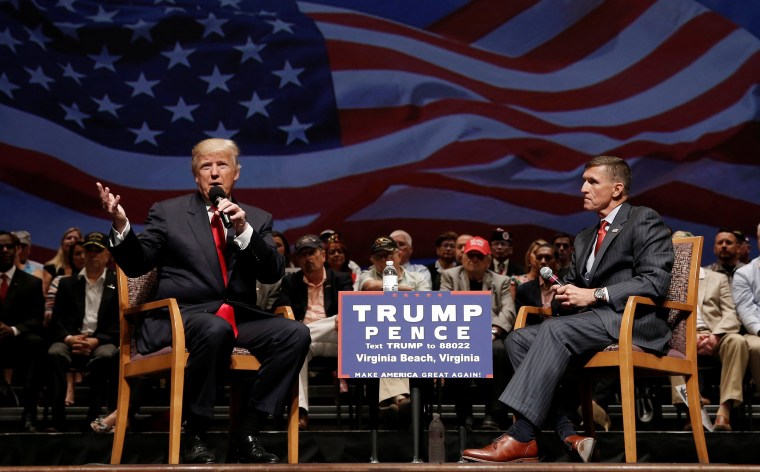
[
  {"xmin": 211, "ymin": 210, "xmax": 238, "ymax": 337},
  {"xmin": 595, "ymin": 220, "xmax": 608, "ymax": 255},
  {"xmin": 0, "ymin": 274, "xmax": 8, "ymax": 303}
]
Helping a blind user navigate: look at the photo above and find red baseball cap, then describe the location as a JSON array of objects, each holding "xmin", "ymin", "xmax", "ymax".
[{"xmin": 464, "ymin": 236, "xmax": 491, "ymax": 255}]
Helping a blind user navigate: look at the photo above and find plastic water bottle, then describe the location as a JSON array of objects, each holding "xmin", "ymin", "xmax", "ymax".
[
  {"xmin": 382, "ymin": 260, "xmax": 398, "ymax": 292},
  {"xmin": 428, "ymin": 413, "xmax": 445, "ymax": 463}
]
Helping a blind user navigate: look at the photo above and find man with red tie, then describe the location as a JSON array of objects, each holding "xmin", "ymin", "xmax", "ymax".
[
  {"xmin": 464, "ymin": 156, "xmax": 674, "ymax": 463},
  {"xmin": 96, "ymin": 138, "xmax": 310, "ymax": 464},
  {"xmin": 0, "ymin": 231, "xmax": 45, "ymax": 432}
]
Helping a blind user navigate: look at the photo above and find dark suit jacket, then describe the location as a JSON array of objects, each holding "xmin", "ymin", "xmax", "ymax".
[
  {"xmin": 48, "ymin": 270, "xmax": 119, "ymax": 346},
  {"xmin": 0, "ymin": 269, "xmax": 43, "ymax": 335},
  {"xmin": 109, "ymin": 192, "xmax": 285, "ymax": 353},
  {"xmin": 563, "ymin": 202, "xmax": 674, "ymax": 352},
  {"xmin": 273, "ymin": 268, "xmax": 353, "ymax": 322}
]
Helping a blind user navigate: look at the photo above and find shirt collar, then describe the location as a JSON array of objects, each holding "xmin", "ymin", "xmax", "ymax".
[{"xmin": 1, "ymin": 265, "xmax": 16, "ymax": 281}]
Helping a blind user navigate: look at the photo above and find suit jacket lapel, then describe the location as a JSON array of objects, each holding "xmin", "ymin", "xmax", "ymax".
[
  {"xmin": 457, "ymin": 268, "xmax": 470, "ymax": 290},
  {"xmin": 97, "ymin": 271, "xmax": 117, "ymax": 326},
  {"xmin": 186, "ymin": 193, "xmax": 225, "ymax": 288},
  {"xmin": 74, "ymin": 276, "xmax": 87, "ymax": 330},
  {"xmin": 589, "ymin": 202, "xmax": 631, "ymax": 279}
]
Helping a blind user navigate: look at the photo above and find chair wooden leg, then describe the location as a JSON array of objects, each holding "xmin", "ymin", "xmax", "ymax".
[
  {"xmin": 580, "ymin": 381, "xmax": 596, "ymax": 437},
  {"xmin": 110, "ymin": 377, "xmax": 132, "ymax": 464},
  {"xmin": 618, "ymin": 363, "xmax": 637, "ymax": 463},
  {"xmin": 685, "ymin": 373, "xmax": 709, "ymax": 463},
  {"xmin": 168, "ymin": 364, "xmax": 185, "ymax": 464},
  {"xmin": 287, "ymin": 380, "xmax": 299, "ymax": 464}
]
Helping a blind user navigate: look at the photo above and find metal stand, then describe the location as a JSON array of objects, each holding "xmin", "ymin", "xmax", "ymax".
[
  {"xmin": 410, "ymin": 379, "xmax": 424, "ymax": 463},
  {"xmin": 368, "ymin": 378, "xmax": 380, "ymax": 463}
]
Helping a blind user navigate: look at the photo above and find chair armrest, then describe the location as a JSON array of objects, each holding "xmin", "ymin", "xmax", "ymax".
[
  {"xmin": 274, "ymin": 306, "xmax": 295, "ymax": 321},
  {"xmin": 617, "ymin": 295, "xmax": 696, "ymax": 356},
  {"xmin": 119, "ymin": 296, "xmax": 185, "ymax": 360},
  {"xmin": 514, "ymin": 306, "xmax": 552, "ymax": 330}
]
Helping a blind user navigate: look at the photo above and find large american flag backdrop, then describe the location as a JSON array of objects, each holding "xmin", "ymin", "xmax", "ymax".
[{"xmin": 1, "ymin": 0, "xmax": 758, "ymax": 265}]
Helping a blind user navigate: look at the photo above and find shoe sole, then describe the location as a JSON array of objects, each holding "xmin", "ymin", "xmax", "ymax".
[
  {"xmin": 576, "ymin": 438, "xmax": 596, "ymax": 463},
  {"xmin": 462, "ymin": 455, "xmax": 539, "ymax": 463}
]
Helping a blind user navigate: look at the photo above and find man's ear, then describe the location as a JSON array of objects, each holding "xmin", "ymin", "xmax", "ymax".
[{"xmin": 612, "ymin": 182, "xmax": 624, "ymax": 199}]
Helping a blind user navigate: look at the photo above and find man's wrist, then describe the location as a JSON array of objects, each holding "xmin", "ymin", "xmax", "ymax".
[{"xmin": 593, "ymin": 287, "xmax": 607, "ymax": 304}]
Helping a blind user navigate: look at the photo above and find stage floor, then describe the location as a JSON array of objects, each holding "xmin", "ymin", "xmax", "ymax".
[{"xmin": 1, "ymin": 430, "xmax": 759, "ymax": 466}]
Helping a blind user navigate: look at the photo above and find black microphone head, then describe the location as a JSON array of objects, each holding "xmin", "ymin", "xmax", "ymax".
[
  {"xmin": 208, "ymin": 186, "xmax": 226, "ymax": 205},
  {"xmin": 539, "ymin": 267, "xmax": 554, "ymax": 281}
]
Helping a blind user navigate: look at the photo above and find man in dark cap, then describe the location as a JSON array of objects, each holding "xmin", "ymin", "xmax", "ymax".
[
  {"xmin": 48, "ymin": 231, "xmax": 119, "ymax": 431},
  {"xmin": 272, "ymin": 234, "xmax": 353, "ymax": 430},
  {"xmin": 490, "ymin": 228, "xmax": 524, "ymax": 276}
]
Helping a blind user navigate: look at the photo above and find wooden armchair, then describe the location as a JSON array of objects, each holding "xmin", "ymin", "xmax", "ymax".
[
  {"xmin": 514, "ymin": 236, "xmax": 707, "ymax": 463},
  {"xmin": 111, "ymin": 266, "xmax": 299, "ymax": 464}
]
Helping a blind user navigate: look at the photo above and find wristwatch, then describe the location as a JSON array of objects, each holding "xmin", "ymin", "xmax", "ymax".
[{"xmin": 594, "ymin": 287, "xmax": 606, "ymax": 304}]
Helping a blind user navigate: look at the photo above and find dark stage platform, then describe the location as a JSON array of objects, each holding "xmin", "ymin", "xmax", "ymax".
[{"xmin": 1, "ymin": 429, "xmax": 759, "ymax": 467}]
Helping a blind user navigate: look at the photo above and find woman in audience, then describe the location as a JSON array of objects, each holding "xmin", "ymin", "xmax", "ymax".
[
  {"xmin": 37, "ymin": 227, "xmax": 83, "ymax": 295},
  {"xmin": 509, "ymin": 238, "xmax": 548, "ymax": 301},
  {"xmin": 324, "ymin": 234, "xmax": 356, "ymax": 282},
  {"xmin": 272, "ymin": 231, "xmax": 295, "ymax": 269}
]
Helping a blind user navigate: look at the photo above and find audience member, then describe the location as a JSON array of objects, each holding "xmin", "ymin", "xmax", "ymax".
[
  {"xmin": 0, "ymin": 231, "xmax": 45, "ymax": 432},
  {"xmin": 96, "ymin": 138, "xmax": 310, "ymax": 464},
  {"xmin": 44, "ymin": 240, "xmax": 86, "ymax": 407},
  {"xmin": 439, "ymin": 236, "xmax": 515, "ymax": 430},
  {"xmin": 514, "ymin": 243, "xmax": 559, "ymax": 313},
  {"xmin": 39, "ymin": 227, "xmax": 83, "ymax": 295},
  {"xmin": 425, "ymin": 231, "xmax": 458, "ymax": 291},
  {"xmin": 736, "ymin": 230, "xmax": 751, "ymax": 265},
  {"xmin": 733, "ymin": 222, "xmax": 760, "ymax": 396},
  {"xmin": 272, "ymin": 231, "xmax": 295, "ymax": 270},
  {"xmin": 463, "ymin": 156, "xmax": 674, "ymax": 463},
  {"xmin": 552, "ymin": 233, "xmax": 574, "ymax": 279},
  {"xmin": 12, "ymin": 231, "xmax": 43, "ymax": 276},
  {"xmin": 669, "ymin": 231, "xmax": 747, "ymax": 431},
  {"xmin": 455, "ymin": 234, "xmax": 473, "ymax": 264},
  {"xmin": 356, "ymin": 236, "xmax": 431, "ymax": 420},
  {"xmin": 490, "ymin": 228, "xmax": 524, "ymax": 276},
  {"xmin": 323, "ymin": 233, "xmax": 356, "ymax": 282},
  {"xmin": 320, "ymin": 230, "xmax": 362, "ymax": 279},
  {"xmin": 47, "ymin": 232, "xmax": 120, "ymax": 431},
  {"xmin": 272, "ymin": 234, "xmax": 353, "ymax": 430},
  {"xmin": 708, "ymin": 229, "xmax": 745, "ymax": 283},
  {"xmin": 509, "ymin": 239, "xmax": 549, "ymax": 299},
  {"xmin": 390, "ymin": 230, "xmax": 432, "ymax": 287}
]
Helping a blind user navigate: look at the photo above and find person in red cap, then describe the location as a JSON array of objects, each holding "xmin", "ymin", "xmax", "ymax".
[{"xmin": 439, "ymin": 236, "xmax": 515, "ymax": 430}]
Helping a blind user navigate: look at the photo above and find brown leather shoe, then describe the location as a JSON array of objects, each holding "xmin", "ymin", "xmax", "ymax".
[
  {"xmin": 564, "ymin": 434, "xmax": 596, "ymax": 463},
  {"xmin": 462, "ymin": 434, "xmax": 538, "ymax": 463},
  {"xmin": 713, "ymin": 414, "xmax": 732, "ymax": 431}
]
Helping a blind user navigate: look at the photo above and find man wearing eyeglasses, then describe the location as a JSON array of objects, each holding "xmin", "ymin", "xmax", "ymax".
[
  {"xmin": 440, "ymin": 236, "xmax": 515, "ymax": 430},
  {"xmin": 425, "ymin": 231, "xmax": 458, "ymax": 291},
  {"xmin": 0, "ymin": 231, "xmax": 44, "ymax": 432}
]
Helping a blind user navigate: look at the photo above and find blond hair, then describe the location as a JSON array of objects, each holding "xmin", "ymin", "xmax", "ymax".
[{"xmin": 191, "ymin": 138, "xmax": 241, "ymax": 175}]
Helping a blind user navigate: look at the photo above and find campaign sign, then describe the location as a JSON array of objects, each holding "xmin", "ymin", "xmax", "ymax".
[{"xmin": 338, "ymin": 291, "xmax": 492, "ymax": 379}]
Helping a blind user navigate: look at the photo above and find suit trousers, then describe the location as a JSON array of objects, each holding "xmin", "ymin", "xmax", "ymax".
[
  {"xmin": 499, "ymin": 311, "xmax": 615, "ymax": 428},
  {"xmin": 48, "ymin": 341, "xmax": 118, "ymax": 425},
  {"xmin": 673, "ymin": 332, "xmax": 747, "ymax": 407},
  {"xmin": 0, "ymin": 332, "xmax": 45, "ymax": 418},
  {"xmin": 743, "ymin": 334, "xmax": 760, "ymax": 396},
  {"xmin": 299, "ymin": 316, "xmax": 338, "ymax": 411},
  {"xmin": 182, "ymin": 311, "xmax": 310, "ymax": 420}
]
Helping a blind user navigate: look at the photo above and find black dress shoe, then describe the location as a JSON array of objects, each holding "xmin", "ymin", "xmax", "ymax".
[
  {"xmin": 184, "ymin": 433, "xmax": 216, "ymax": 464},
  {"xmin": 236, "ymin": 435, "xmax": 280, "ymax": 464}
]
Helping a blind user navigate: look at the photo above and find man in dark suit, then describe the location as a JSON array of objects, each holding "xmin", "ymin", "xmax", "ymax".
[
  {"xmin": 0, "ymin": 231, "xmax": 45, "ymax": 432},
  {"xmin": 272, "ymin": 234, "xmax": 353, "ymax": 429},
  {"xmin": 464, "ymin": 156, "xmax": 674, "ymax": 463},
  {"xmin": 47, "ymin": 231, "xmax": 119, "ymax": 430},
  {"xmin": 96, "ymin": 138, "xmax": 310, "ymax": 464}
]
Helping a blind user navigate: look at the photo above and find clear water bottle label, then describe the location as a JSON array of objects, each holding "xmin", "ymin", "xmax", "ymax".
[{"xmin": 382, "ymin": 274, "xmax": 398, "ymax": 292}]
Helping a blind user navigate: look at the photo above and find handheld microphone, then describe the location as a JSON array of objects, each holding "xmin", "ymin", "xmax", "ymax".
[
  {"xmin": 539, "ymin": 267, "xmax": 563, "ymax": 286},
  {"xmin": 208, "ymin": 186, "xmax": 232, "ymax": 229}
]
